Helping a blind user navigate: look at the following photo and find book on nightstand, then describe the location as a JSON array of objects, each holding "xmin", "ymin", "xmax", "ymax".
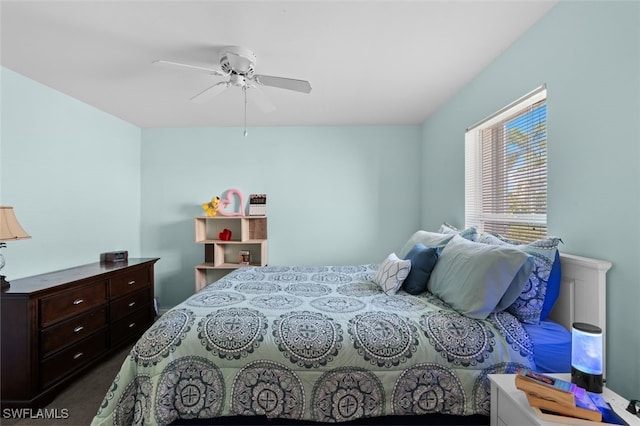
[
  {"xmin": 532, "ymin": 401, "xmax": 628, "ymax": 426},
  {"xmin": 515, "ymin": 368, "xmax": 578, "ymax": 408},
  {"xmin": 531, "ymin": 407, "xmax": 603, "ymax": 425},
  {"xmin": 515, "ymin": 368, "xmax": 630, "ymax": 424},
  {"xmin": 526, "ymin": 392, "xmax": 602, "ymax": 422}
]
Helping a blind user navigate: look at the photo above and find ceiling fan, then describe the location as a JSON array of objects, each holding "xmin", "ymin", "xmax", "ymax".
[{"xmin": 153, "ymin": 46, "xmax": 312, "ymax": 109}]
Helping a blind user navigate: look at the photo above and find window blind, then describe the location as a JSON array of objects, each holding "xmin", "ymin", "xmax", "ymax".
[{"xmin": 465, "ymin": 87, "xmax": 547, "ymax": 243}]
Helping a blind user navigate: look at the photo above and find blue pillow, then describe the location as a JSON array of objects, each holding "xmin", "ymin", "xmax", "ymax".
[
  {"xmin": 402, "ymin": 243, "xmax": 439, "ymax": 295},
  {"xmin": 540, "ymin": 250, "xmax": 562, "ymax": 321}
]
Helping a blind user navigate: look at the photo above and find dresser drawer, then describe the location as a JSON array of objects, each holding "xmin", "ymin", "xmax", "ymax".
[
  {"xmin": 40, "ymin": 280, "xmax": 108, "ymax": 326},
  {"xmin": 110, "ymin": 288, "xmax": 151, "ymax": 322},
  {"xmin": 110, "ymin": 267, "xmax": 150, "ymax": 297},
  {"xmin": 41, "ymin": 307, "xmax": 108, "ymax": 357},
  {"xmin": 40, "ymin": 330, "xmax": 108, "ymax": 389},
  {"xmin": 111, "ymin": 307, "xmax": 152, "ymax": 345}
]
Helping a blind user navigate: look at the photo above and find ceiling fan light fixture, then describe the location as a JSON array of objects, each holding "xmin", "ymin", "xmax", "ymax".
[
  {"xmin": 229, "ymin": 74, "xmax": 245, "ymax": 87},
  {"xmin": 221, "ymin": 46, "xmax": 256, "ymax": 75}
]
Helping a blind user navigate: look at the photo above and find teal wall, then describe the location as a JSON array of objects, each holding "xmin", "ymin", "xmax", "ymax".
[
  {"xmin": 0, "ymin": 67, "xmax": 142, "ymax": 277},
  {"xmin": 1, "ymin": 0, "xmax": 638, "ymax": 401},
  {"xmin": 140, "ymin": 126, "xmax": 422, "ymax": 306},
  {"xmin": 421, "ymin": 1, "xmax": 639, "ymax": 399}
]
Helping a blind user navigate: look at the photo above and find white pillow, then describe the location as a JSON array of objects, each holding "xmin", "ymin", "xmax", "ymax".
[
  {"xmin": 397, "ymin": 230, "xmax": 455, "ymax": 259},
  {"xmin": 374, "ymin": 253, "xmax": 411, "ymax": 295}
]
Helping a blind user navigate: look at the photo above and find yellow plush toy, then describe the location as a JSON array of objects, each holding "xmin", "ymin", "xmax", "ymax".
[{"xmin": 202, "ymin": 196, "xmax": 220, "ymax": 217}]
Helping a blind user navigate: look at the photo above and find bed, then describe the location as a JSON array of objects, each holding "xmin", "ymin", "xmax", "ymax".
[{"xmin": 90, "ymin": 230, "xmax": 611, "ymax": 426}]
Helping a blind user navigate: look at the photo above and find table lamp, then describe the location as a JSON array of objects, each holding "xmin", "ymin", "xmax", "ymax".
[
  {"xmin": 571, "ymin": 322, "xmax": 603, "ymax": 393},
  {"xmin": 0, "ymin": 206, "xmax": 31, "ymax": 289}
]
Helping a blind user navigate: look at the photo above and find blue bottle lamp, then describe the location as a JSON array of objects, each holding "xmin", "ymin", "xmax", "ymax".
[{"xmin": 571, "ymin": 322, "xmax": 603, "ymax": 393}]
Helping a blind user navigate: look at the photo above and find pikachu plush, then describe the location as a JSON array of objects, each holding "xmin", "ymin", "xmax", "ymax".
[{"xmin": 202, "ymin": 196, "xmax": 220, "ymax": 217}]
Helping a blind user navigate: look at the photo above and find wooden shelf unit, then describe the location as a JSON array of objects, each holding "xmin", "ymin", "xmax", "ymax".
[{"xmin": 194, "ymin": 216, "xmax": 267, "ymax": 291}]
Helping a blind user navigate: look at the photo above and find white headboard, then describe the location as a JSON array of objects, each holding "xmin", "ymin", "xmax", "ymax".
[{"xmin": 549, "ymin": 253, "xmax": 612, "ymax": 377}]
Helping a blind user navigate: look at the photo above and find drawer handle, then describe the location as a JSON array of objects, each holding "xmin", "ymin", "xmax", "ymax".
[
  {"xmin": 128, "ymin": 280, "xmax": 136, "ymax": 285},
  {"xmin": 128, "ymin": 322, "xmax": 136, "ymax": 328},
  {"xmin": 128, "ymin": 301, "xmax": 136, "ymax": 307},
  {"xmin": 73, "ymin": 325, "xmax": 84, "ymax": 333},
  {"xmin": 73, "ymin": 298, "xmax": 84, "ymax": 305},
  {"xmin": 73, "ymin": 352, "xmax": 84, "ymax": 360}
]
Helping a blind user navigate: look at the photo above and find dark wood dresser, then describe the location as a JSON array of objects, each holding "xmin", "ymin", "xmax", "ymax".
[{"xmin": 0, "ymin": 258, "xmax": 159, "ymax": 408}]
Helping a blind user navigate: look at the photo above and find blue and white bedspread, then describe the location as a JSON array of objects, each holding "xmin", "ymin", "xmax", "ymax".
[{"xmin": 91, "ymin": 264, "xmax": 535, "ymax": 425}]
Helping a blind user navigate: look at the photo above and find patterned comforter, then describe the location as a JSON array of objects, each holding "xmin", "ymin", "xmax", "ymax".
[{"xmin": 91, "ymin": 264, "xmax": 535, "ymax": 425}]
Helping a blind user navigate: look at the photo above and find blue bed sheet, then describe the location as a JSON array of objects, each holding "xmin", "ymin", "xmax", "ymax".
[{"xmin": 524, "ymin": 320, "xmax": 571, "ymax": 373}]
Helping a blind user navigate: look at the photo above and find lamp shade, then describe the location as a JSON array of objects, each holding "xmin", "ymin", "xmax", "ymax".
[
  {"xmin": 571, "ymin": 322, "xmax": 603, "ymax": 393},
  {"xmin": 0, "ymin": 206, "xmax": 31, "ymax": 241}
]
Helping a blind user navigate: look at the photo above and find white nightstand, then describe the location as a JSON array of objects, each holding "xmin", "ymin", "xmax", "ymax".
[{"xmin": 489, "ymin": 374, "xmax": 639, "ymax": 426}]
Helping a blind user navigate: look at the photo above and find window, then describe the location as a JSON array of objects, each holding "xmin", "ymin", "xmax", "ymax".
[{"xmin": 465, "ymin": 86, "xmax": 547, "ymax": 243}]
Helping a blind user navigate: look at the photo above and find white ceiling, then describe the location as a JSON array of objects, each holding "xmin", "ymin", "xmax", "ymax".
[{"xmin": 1, "ymin": 0, "xmax": 557, "ymax": 128}]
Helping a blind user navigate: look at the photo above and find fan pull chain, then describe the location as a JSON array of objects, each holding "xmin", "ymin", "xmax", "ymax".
[{"xmin": 243, "ymin": 87, "xmax": 248, "ymax": 137}]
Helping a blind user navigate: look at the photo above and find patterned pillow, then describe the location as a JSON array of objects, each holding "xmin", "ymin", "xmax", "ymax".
[
  {"xmin": 439, "ymin": 222, "xmax": 478, "ymax": 241},
  {"xmin": 373, "ymin": 253, "xmax": 411, "ymax": 295},
  {"xmin": 477, "ymin": 233, "xmax": 561, "ymax": 324}
]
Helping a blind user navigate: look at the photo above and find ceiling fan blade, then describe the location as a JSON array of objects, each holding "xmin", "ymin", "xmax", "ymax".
[
  {"xmin": 248, "ymin": 87, "xmax": 276, "ymax": 113},
  {"xmin": 190, "ymin": 82, "xmax": 229, "ymax": 103},
  {"xmin": 153, "ymin": 60, "xmax": 226, "ymax": 77},
  {"xmin": 254, "ymin": 75, "xmax": 312, "ymax": 94}
]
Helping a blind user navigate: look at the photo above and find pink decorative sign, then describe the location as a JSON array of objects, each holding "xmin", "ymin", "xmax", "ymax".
[{"xmin": 217, "ymin": 189, "xmax": 246, "ymax": 216}]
